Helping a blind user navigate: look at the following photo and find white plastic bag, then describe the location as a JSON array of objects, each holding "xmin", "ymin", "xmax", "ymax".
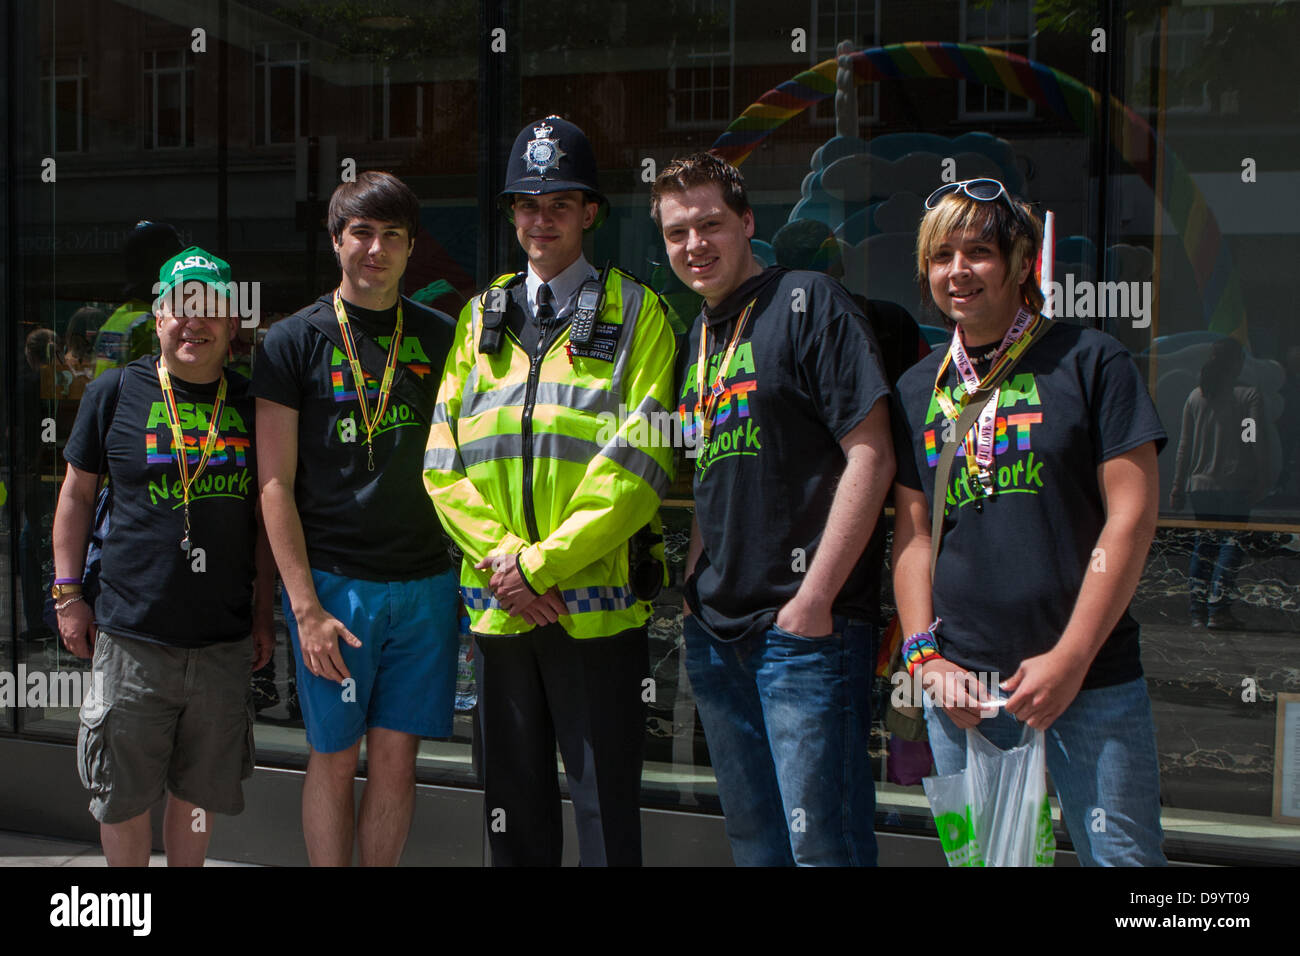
[{"xmin": 922, "ymin": 724, "xmax": 1056, "ymax": 867}]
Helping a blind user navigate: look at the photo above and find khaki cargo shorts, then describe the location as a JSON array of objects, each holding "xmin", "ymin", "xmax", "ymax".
[{"xmin": 77, "ymin": 630, "xmax": 255, "ymax": 824}]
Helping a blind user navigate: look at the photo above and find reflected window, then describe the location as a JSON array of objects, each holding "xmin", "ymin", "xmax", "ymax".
[
  {"xmin": 668, "ymin": 0, "xmax": 732, "ymax": 128},
  {"xmin": 143, "ymin": 49, "xmax": 195, "ymax": 149},
  {"xmin": 810, "ymin": 0, "xmax": 880, "ymax": 124},
  {"xmin": 40, "ymin": 56, "xmax": 86, "ymax": 153},
  {"xmin": 255, "ymin": 41, "xmax": 310, "ymax": 145},
  {"xmin": 371, "ymin": 66, "xmax": 423, "ymax": 141},
  {"xmin": 960, "ymin": 0, "xmax": 1034, "ymax": 118},
  {"xmin": 1133, "ymin": 8, "xmax": 1214, "ymax": 115}
]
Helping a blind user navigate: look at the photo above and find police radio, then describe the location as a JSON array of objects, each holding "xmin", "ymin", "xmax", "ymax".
[{"xmin": 569, "ymin": 263, "xmax": 610, "ymax": 346}]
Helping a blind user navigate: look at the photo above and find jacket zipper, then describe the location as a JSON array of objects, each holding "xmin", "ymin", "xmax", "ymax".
[{"xmin": 520, "ymin": 315, "xmax": 571, "ymax": 544}]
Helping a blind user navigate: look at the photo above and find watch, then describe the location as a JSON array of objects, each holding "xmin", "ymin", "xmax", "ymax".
[{"xmin": 51, "ymin": 582, "xmax": 83, "ymax": 601}]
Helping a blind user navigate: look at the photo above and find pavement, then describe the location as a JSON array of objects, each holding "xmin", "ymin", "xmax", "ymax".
[{"xmin": 0, "ymin": 829, "xmax": 257, "ymax": 866}]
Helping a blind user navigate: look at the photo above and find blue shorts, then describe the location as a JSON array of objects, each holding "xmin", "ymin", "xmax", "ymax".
[{"xmin": 285, "ymin": 568, "xmax": 459, "ymax": 754}]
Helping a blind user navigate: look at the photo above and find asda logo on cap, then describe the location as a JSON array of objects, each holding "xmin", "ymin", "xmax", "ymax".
[{"xmin": 171, "ymin": 254, "xmax": 221, "ymax": 275}]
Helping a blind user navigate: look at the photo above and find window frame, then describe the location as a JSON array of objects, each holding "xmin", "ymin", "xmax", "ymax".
[
  {"xmin": 254, "ymin": 40, "xmax": 310, "ymax": 146},
  {"xmin": 958, "ymin": 0, "xmax": 1037, "ymax": 121},
  {"xmin": 142, "ymin": 48, "xmax": 195, "ymax": 150}
]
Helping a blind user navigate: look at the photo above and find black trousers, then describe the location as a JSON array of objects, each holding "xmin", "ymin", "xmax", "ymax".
[{"xmin": 474, "ymin": 623, "xmax": 648, "ymax": 866}]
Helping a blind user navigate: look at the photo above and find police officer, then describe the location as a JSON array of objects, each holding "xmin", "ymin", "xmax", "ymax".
[
  {"xmin": 425, "ymin": 116, "xmax": 676, "ymax": 866},
  {"xmin": 94, "ymin": 221, "xmax": 185, "ymax": 378}
]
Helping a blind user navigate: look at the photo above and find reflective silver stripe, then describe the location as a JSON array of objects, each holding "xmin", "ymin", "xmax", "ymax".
[
  {"xmin": 462, "ymin": 381, "xmax": 621, "ymax": 419},
  {"xmin": 462, "ymin": 382, "xmax": 527, "ymax": 418},
  {"xmin": 611, "ymin": 274, "xmax": 643, "ymax": 392},
  {"xmin": 424, "ymin": 447, "xmax": 462, "ymax": 473},
  {"xmin": 460, "ymin": 433, "xmax": 523, "ymax": 467},
  {"xmin": 535, "ymin": 432, "xmax": 601, "ymax": 465},
  {"xmin": 599, "ymin": 441, "xmax": 671, "ymax": 498},
  {"xmin": 461, "ymin": 431, "xmax": 602, "ymax": 470},
  {"xmin": 536, "ymin": 382, "xmax": 621, "ymax": 415},
  {"xmin": 431, "ymin": 403, "xmax": 450, "ymax": 426},
  {"xmin": 464, "ymin": 362, "xmax": 479, "ymax": 398},
  {"xmin": 630, "ymin": 392, "xmax": 671, "ymax": 422}
]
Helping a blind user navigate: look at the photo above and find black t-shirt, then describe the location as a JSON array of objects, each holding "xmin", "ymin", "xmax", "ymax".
[
  {"xmin": 677, "ymin": 266, "xmax": 892, "ymax": 642},
  {"xmin": 893, "ymin": 321, "xmax": 1167, "ymax": 688},
  {"xmin": 64, "ymin": 358, "xmax": 257, "ymax": 647},
  {"xmin": 251, "ymin": 294, "xmax": 454, "ymax": 582}
]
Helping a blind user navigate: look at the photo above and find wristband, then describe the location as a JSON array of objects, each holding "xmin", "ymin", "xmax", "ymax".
[
  {"xmin": 903, "ymin": 638, "xmax": 942, "ymax": 677},
  {"xmin": 54, "ymin": 577, "xmax": 81, "ymax": 585},
  {"xmin": 901, "ymin": 617, "xmax": 943, "ymax": 677}
]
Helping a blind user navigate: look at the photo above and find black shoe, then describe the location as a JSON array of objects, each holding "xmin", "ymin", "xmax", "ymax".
[{"xmin": 1188, "ymin": 606, "xmax": 1208, "ymax": 628}]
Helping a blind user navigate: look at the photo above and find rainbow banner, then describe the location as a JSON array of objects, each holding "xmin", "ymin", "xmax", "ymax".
[{"xmin": 711, "ymin": 42, "xmax": 1244, "ymax": 337}]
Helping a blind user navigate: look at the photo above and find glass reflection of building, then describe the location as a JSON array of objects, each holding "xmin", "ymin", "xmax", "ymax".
[{"xmin": 2, "ymin": 0, "xmax": 1298, "ymax": 865}]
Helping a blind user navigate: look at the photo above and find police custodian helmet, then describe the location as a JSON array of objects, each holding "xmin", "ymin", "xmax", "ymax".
[{"xmin": 498, "ymin": 115, "xmax": 608, "ymax": 231}]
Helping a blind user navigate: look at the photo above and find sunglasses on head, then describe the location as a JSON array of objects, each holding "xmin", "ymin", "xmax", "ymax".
[
  {"xmin": 925, "ymin": 178, "xmax": 1035, "ymax": 235},
  {"xmin": 926, "ymin": 177, "xmax": 1019, "ymax": 207}
]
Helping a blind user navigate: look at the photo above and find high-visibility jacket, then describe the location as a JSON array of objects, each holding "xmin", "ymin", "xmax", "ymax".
[
  {"xmin": 424, "ymin": 267, "xmax": 677, "ymax": 639},
  {"xmin": 93, "ymin": 299, "xmax": 155, "ymax": 378}
]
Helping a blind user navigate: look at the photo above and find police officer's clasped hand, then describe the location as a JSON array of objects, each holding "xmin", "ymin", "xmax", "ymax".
[{"xmin": 476, "ymin": 553, "xmax": 567, "ymax": 625}]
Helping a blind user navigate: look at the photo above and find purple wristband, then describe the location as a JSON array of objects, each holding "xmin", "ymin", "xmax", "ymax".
[{"xmin": 54, "ymin": 577, "xmax": 81, "ymax": 585}]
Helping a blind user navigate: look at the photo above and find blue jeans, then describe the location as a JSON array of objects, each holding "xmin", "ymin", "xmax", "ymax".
[
  {"xmin": 682, "ymin": 614, "xmax": 877, "ymax": 866},
  {"xmin": 924, "ymin": 677, "xmax": 1166, "ymax": 866},
  {"xmin": 1188, "ymin": 490, "xmax": 1250, "ymax": 612}
]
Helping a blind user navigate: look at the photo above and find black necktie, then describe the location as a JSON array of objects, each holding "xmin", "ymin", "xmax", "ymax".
[{"xmin": 536, "ymin": 283, "xmax": 555, "ymax": 330}]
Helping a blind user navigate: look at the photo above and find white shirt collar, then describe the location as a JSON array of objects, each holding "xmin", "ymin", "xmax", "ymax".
[{"xmin": 525, "ymin": 255, "xmax": 596, "ymax": 321}]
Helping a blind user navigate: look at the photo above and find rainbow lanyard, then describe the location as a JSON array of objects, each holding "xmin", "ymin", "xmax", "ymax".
[
  {"xmin": 333, "ymin": 289, "xmax": 403, "ymax": 472},
  {"xmin": 156, "ymin": 359, "xmax": 227, "ymax": 551},
  {"xmin": 931, "ymin": 307, "xmax": 1042, "ymax": 494},
  {"xmin": 695, "ymin": 300, "xmax": 756, "ymax": 448}
]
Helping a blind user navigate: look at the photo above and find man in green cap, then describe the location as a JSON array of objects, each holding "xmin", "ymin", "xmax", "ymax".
[{"xmin": 53, "ymin": 245, "xmax": 275, "ymax": 866}]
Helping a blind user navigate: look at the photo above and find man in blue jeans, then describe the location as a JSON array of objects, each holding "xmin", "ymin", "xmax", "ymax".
[
  {"xmin": 891, "ymin": 179, "xmax": 1166, "ymax": 865},
  {"xmin": 653, "ymin": 153, "xmax": 895, "ymax": 865}
]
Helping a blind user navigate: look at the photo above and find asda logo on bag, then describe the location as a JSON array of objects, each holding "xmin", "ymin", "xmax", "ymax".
[
  {"xmin": 932, "ymin": 799, "xmax": 1055, "ymax": 867},
  {"xmin": 934, "ymin": 806, "xmax": 984, "ymax": 867}
]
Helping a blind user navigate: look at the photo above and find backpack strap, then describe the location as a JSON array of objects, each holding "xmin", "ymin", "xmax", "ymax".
[{"xmin": 97, "ymin": 365, "xmax": 128, "ymax": 481}]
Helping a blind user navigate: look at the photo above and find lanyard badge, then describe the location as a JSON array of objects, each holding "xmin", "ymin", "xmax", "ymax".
[
  {"xmin": 156, "ymin": 360, "xmax": 228, "ymax": 551},
  {"xmin": 931, "ymin": 307, "xmax": 1042, "ymax": 503},
  {"xmin": 334, "ymin": 289, "xmax": 404, "ymax": 471},
  {"xmin": 694, "ymin": 300, "xmax": 756, "ymax": 451}
]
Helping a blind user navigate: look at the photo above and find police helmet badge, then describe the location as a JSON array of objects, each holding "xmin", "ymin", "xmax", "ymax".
[{"xmin": 522, "ymin": 119, "xmax": 566, "ymax": 177}]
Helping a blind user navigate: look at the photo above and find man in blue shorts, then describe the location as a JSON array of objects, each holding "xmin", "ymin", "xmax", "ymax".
[{"xmin": 253, "ymin": 172, "xmax": 459, "ymax": 865}]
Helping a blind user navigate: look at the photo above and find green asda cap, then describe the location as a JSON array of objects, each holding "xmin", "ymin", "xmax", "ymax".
[{"xmin": 156, "ymin": 246, "xmax": 233, "ymax": 300}]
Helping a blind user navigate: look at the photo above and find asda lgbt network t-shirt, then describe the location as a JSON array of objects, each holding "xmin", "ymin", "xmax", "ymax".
[
  {"xmin": 64, "ymin": 358, "xmax": 257, "ymax": 647},
  {"xmin": 677, "ymin": 266, "xmax": 891, "ymax": 642},
  {"xmin": 892, "ymin": 321, "xmax": 1167, "ymax": 689},
  {"xmin": 251, "ymin": 294, "xmax": 454, "ymax": 582}
]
